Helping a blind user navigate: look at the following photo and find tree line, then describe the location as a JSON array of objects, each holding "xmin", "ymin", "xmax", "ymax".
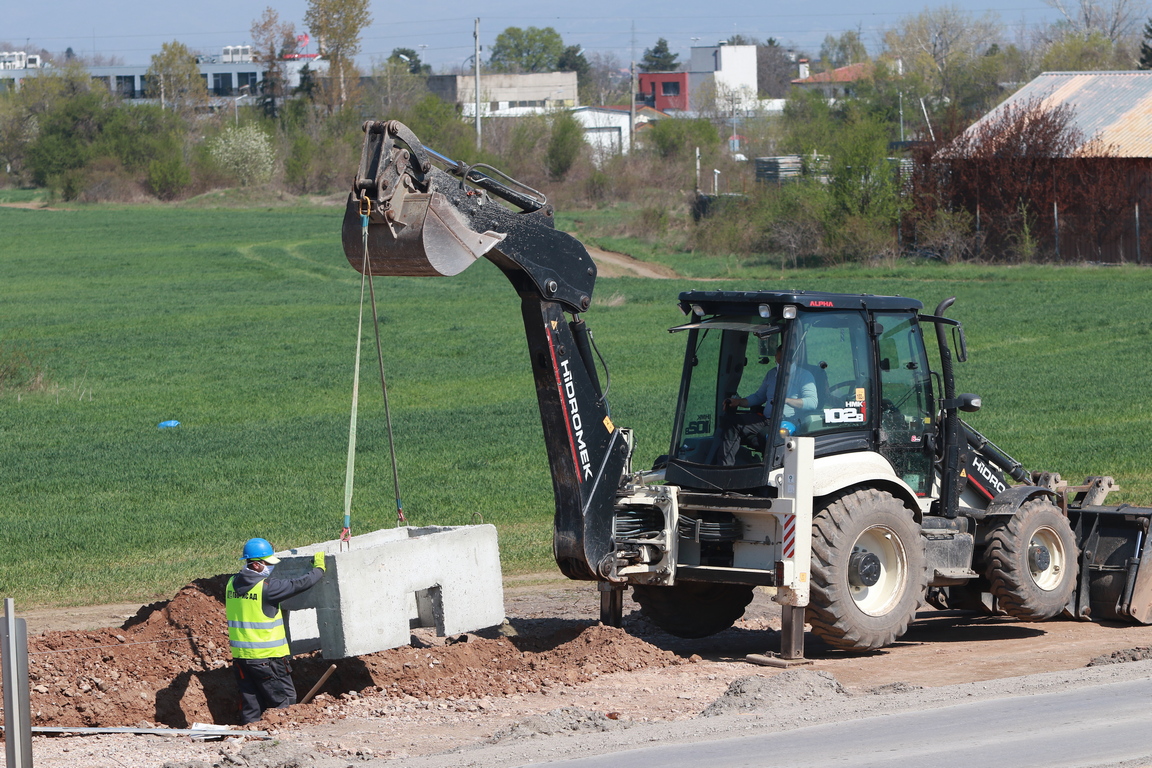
[{"xmin": 3, "ymin": 0, "xmax": 1152, "ymax": 264}]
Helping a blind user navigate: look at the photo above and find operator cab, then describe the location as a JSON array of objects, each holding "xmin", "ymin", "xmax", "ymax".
[{"xmin": 666, "ymin": 290, "xmax": 937, "ymax": 496}]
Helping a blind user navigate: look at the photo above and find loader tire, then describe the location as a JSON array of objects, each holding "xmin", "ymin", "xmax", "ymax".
[
  {"xmin": 807, "ymin": 488, "xmax": 927, "ymax": 651},
  {"xmin": 632, "ymin": 582, "xmax": 754, "ymax": 639},
  {"xmin": 986, "ymin": 499, "xmax": 1078, "ymax": 621}
]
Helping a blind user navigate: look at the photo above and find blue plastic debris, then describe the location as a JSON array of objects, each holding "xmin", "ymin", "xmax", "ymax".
[{"xmin": 158, "ymin": 420, "xmax": 181, "ymax": 429}]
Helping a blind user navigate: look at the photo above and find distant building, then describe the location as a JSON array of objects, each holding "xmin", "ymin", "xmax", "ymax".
[
  {"xmin": 637, "ymin": 71, "xmax": 689, "ymax": 112},
  {"xmin": 0, "ymin": 51, "xmax": 45, "ymax": 71},
  {"xmin": 429, "ymin": 72, "xmax": 578, "ymax": 117},
  {"xmin": 0, "ymin": 47, "xmax": 315, "ymax": 101},
  {"xmin": 689, "ymin": 44, "xmax": 758, "ymax": 111},
  {"xmin": 962, "ymin": 70, "xmax": 1152, "ymax": 157},
  {"xmin": 940, "ymin": 70, "xmax": 1152, "ymax": 263},
  {"xmin": 637, "ymin": 43, "xmax": 758, "ymax": 114},
  {"xmin": 569, "ymin": 105, "xmax": 671, "ymax": 158},
  {"xmin": 570, "ymin": 106, "xmax": 634, "ymax": 157},
  {"xmin": 791, "ymin": 62, "xmax": 873, "ymax": 99}
]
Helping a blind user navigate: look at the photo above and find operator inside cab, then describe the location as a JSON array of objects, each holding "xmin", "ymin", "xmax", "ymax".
[{"xmin": 717, "ymin": 333, "xmax": 818, "ymax": 465}]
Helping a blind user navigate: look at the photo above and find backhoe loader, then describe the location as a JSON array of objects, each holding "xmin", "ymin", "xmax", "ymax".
[{"xmin": 339, "ymin": 119, "xmax": 1152, "ymax": 652}]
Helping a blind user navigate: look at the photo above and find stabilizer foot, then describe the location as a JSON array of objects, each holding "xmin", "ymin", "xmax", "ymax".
[{"xmin": 747, "ymin": 604, "xmax": 810, "ymax": 666}]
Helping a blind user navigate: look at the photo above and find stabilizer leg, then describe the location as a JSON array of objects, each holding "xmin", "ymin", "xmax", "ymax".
[{"xmin": 599, "ymin": 582, "xmax": 625, "ymax": 627}]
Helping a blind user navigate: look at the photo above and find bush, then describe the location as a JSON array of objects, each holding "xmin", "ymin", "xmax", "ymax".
[
  {"xmin": 910, "ymin": 209, "xmax": 982, "ymax": 263},
  {"xmin": 208, "ymin": 125, "xmax": 275, "ymax": 187},
  {"xmin": 645, "ymin": 118, "xmax": 721, "ymax": 159},
  {"xmin": 544, "ymin": 111, "xmax": 584, "ymax": 180},
  {"xmin": 146, "ymin": 155, "xmax": 192, "ymax": 200},
  {"xmin": 284, "ymin": 133, "xmax": 316, "ymax": 193}
]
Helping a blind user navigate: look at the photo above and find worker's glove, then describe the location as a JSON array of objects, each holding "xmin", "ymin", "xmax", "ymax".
[{"xmin": 313, "ymin": 552, "xmax": 326, "ymax": 571}]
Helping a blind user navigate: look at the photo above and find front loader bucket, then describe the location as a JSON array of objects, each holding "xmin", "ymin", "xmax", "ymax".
[
  {"xmin": 341, "ymin": 190, "xmax": 506, "ymax": 278},
  {"xmin": 1069, "ymin": 505, "xmax": 1152, "ymax": 623}
]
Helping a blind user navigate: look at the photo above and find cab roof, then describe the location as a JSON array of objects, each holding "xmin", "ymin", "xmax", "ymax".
[{"xmin": 678, "ymin": 290, "xmax": 923, "ymax": 317}]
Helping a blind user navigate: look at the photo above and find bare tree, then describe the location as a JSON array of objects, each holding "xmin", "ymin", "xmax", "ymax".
[
  {"xmin": 584, "ymin": 51, "xmax": 629, "ymax": 106},
  {"xmin": 883, "ymin": 6, "xmax": 1002, "ymax": 101},
  {"xmin": 304, "ymin": 0, "xmax": 371, "ymax": 107},
  {"xmin": 251, "ymin": 7, "xmax": 297, "ymax": 118},
  {"xmin": 820, "ymin": 29, "xmax": 869, "ymax": 70},
  {"xmin": 364, "ymin": 58, "xmax": 427, "ymax": 116},
  {"xmin": 1042, "ymin": 0, "xmax": 1146, "ymax": 42},
  {"xmin": 145, "ymin": 41, "xmax": 208, "ymax": 116},
  {"xmin": 758, "ymin": 40, "xmax": 799, "ymax": 98}
]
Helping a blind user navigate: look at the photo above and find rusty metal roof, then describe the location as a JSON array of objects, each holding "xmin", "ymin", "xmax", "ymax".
[{"xmin": 966, "ymin": 71, "xmax": 1152, "ymax": 157}]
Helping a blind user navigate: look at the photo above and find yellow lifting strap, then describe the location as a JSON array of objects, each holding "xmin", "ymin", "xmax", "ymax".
[{"xmin": 343, "ymin": 197, "xmax": 406, "ymax": 550}]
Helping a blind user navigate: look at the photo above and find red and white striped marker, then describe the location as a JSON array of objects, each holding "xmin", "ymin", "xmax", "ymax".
[{"xmin": 782, "ymin": 514, "xmax": 796, "ymax": 559}]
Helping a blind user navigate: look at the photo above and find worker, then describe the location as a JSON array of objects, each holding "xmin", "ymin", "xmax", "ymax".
[
  {"xmin": 226, "ymin": 537, "xmax": 326, "ymax": 724},
  {"xmin": 719, "ymin": 342, "xmax": 817, "ymax": 465}
]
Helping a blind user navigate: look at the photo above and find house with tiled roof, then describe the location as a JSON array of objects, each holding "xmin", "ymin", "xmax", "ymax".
[{"xmin": 791, "ymin": 61, "xmax": 874, "ymax": 99}]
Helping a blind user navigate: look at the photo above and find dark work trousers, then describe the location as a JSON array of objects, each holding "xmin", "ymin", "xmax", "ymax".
[
  {"xmin": 719, "ymin": 411, "xmax": 770, "ymax": 465},
  {"xmin": 233, "ymin": 656, "xmax": 296, "ymax": 724}
]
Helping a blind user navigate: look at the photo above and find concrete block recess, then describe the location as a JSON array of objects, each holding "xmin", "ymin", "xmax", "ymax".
[{"xmin": 272, "ymin": 525, "xmax": 504, "ymax": 659}]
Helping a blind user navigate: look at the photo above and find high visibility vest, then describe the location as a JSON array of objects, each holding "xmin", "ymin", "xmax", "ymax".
[{"xmin": 226, "ymin": 576, "xmax": 289, "ymax": 659}]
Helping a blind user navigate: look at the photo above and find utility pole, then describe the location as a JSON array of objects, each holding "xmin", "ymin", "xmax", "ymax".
[
  {"xmin": 474, "ymin": 18, "xmax": 482, "ymax": 151},
  {"xmin": 629, "ymin": 20, "xmax": 636, "ymax": 154},
  {"xmin": 629, "ymin": 61, "xmax": 636, "ymax": 154}
]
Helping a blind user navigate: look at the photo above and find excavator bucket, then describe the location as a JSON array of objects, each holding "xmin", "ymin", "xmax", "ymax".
[
  {"xmin": 340, "ymin": 188, "xmax": 505, "ymax": 278},
  {"xmin": 340, "ymin": 119, "xmax": 507, "ymax": 279}
]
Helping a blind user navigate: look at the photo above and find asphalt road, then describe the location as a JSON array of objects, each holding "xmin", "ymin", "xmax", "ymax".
[{"xmin": 531, "ymin": 676, "xmax": 1152, "ymax": 768}]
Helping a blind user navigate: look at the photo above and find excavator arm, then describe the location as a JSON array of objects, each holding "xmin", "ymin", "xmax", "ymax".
[{"xmin": 341, "ymin": 120, "xmax": 631, "ymax": 582}]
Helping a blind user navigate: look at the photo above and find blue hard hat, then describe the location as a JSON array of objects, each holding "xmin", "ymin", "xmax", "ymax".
[{"xmin": 240, "ymin": 537, "xmax": 279, "ymax": 563}]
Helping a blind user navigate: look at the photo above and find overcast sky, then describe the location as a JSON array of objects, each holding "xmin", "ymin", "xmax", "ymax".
[{"xmin": 6, "ymin": 0, "xmax": 1068, "ymax": 71}]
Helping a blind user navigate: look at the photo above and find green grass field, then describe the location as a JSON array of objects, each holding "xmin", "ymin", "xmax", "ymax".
[{"xmin": 3, "ymin": 201, "xmax": 1151, "ymax": 609}]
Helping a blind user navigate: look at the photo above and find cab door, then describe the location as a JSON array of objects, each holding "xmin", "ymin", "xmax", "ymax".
[{"xmin": 874, "ymin": 313, "xmax": 935, "ymax": 496}]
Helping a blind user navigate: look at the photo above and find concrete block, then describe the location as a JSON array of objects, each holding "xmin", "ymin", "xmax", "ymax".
[{"xmin": 271, "ymin": 525, "xmax": 504, "ymax": 659}]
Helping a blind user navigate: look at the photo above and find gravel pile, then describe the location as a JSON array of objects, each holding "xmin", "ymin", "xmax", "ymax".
[
  {"xmin": 491, "ymin": 706, "xmax": 630, "ymax": 741},
  {"xmin": 700, "ymin": 670, "xmax": 849, "ymax": 717}
]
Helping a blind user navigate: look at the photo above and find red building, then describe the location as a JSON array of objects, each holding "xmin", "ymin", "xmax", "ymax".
[{"xmin": 637, "ymin": 71, "xmax": 689, "ymax": 112}]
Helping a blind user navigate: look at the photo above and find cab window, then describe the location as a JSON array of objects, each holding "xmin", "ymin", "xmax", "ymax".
[{"xmin": 791, "ymin": 312, "xmax": 872, "ymax": 437}]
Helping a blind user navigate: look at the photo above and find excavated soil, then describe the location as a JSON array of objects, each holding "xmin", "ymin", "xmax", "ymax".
[
  {"xmin": 17, "ymin": 576, "xmax": 685, "ymax": 730},
  {"xmin": 8, "ymin": 577, "xmax": 1152, "ymax": 767}
]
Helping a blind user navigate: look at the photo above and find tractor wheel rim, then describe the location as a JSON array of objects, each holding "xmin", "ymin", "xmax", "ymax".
[
  {"xmin": 1029, "ymin": 525, "xmax": 1066, "ymax": 591},
  {"xmin": 849, "ymin": 525, "xmax": 908, "ymax": 616}
]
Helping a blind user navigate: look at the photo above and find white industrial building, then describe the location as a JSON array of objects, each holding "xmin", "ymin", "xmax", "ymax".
[
  {"xmin": 429, "ymin": 71, "xmax": 578, "ymax": 117},
  {"xmin": 0, "ymin": 47, "xmax": 315, "ymax": 99}
]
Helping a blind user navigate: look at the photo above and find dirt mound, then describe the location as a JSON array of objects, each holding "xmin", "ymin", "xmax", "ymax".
[
  {"xmin": 1087, "ymin": 647, "xmax": 1152, "ymax": 666},
  {"xmin": 25, "ymin": 576, "xmax": 235, "ymax": 729},
  {"xmin": 347, "ymin": 624, "xmax": 685, "ymax": 701},
  {"xmin": 12, "ymin": 580, "xmax": 685, "ymax": 731},
  {"xmin": 699, "ymin": 670, "xmax": 848, "ymax": 717}
]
